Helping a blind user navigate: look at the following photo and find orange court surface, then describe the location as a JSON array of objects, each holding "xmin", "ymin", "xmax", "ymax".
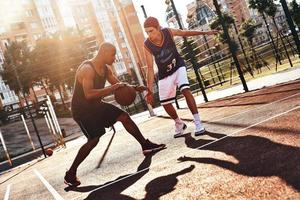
[{"xmin": 1, "ymin": 79, "xmax": 300, "ymax": 200}]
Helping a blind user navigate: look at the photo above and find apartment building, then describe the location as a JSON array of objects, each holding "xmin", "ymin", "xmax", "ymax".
[
  {"xmin": 67, "ymin": 0, "xmax": 146, "ymax": 79},
  {"xmin": 0, "ymin": 0, "xmax": 146, "ymax": 107}
]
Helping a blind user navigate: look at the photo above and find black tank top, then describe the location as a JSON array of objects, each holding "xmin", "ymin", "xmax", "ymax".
[{"xmin": 71, "ymin": 61, "xmax": 108, "ymax": 118}]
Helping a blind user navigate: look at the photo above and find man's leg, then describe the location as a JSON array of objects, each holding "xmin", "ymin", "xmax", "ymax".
[
  {"xmin": 117, "ymin": 112, "xmax": 166, "ymax": 154},
  {"xmin": 68, "ymin": 137, "xmax": 100, "ymax": 174},
  {"xmin": 181, "ymin": 88, "xmax": 198, "ymax": 114},
  {"xmin": 117, "ymin": 112, "xmax": 147, "ymax": 145},
  {"xmin": 181, "ymin": 88, "xmax": 205, "ymax": 135},
  {"xmin": 162, "ymin": 103, "xmax": 187, "ymax": 138},
  {"xmin": 162, "ymin": 103, "xmax": 179, "ymax": 119},
  {"xmin": 65, "ymin": 136, "xmax": 100, "ymax": 186},
  {"xmin": 158, "ymin": 72, "xmax": 186, "ymax": 137}
]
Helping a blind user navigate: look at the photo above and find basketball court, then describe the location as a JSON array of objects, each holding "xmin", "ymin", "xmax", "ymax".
[{"xmin": 1, "ymin": 78, "xmax": 300, "ymax": 200}]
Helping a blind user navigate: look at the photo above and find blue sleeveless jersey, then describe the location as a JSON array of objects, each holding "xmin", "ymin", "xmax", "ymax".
[{"xmin": 144, "ymin": 28, "xmax": 185, "ymax": 80}]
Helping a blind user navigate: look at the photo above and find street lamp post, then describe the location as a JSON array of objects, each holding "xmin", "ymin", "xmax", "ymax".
[
  {"xmin": 166, "ymin": 0, "xmax": 208, "ymax": 102},
  {"xmin": 279, "ymin": 0, "xmax": 300, "ymax": 57},
  {"xmin": 110, "ymin": 0, "xmax": 155, "ymax": 116}
]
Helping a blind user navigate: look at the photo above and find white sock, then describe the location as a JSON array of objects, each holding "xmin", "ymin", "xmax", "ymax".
[
  {"xmin": 175, "ymin": 117, "xmax": 183, "ymax": 124},
  {"xmin": 193, "ymin": 114, "xmax": 202, "ymax": 124}
]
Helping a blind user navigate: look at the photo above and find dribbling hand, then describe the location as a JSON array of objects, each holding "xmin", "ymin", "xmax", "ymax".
[
  {"xmin": 145, "ymin": 89, "xmax": 154, "ymax": 106},
  {"xmin": 134, "ymin": 85, "xmax": 148, "ymax": 92},
  {"xmin": 113, "ymin": 82, "xmax": 127, "ymax": 91}
]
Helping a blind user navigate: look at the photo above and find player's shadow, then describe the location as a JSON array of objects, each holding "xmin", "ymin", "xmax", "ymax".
[
  {"xmin": 143, "ymin": 165, "xmax": 195, "ymax": 200},
  {"xmin": 178, "ymin": 132, "xmax": 300, "ymax": 190},
  {"xmin": 65, "ymin": 154, "xmax": 153, "ymax": 200}
]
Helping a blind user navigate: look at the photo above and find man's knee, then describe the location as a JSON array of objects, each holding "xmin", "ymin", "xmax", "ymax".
[
  {"xmin": 181, "ymin": 88, "xmax": 191, "ymax": 95},
  {"xmin": 87, "ymin": 137, "xmax": 100, "ymax": 148}
]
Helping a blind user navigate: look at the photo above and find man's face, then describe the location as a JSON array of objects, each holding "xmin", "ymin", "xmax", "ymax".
[
  {"xmin": 145, "ymin": 27, "xmax": 160, "ymax": 41},
  {"xmin": 105, "ymin": 48, "xmax": 116, "ymax": 65}
]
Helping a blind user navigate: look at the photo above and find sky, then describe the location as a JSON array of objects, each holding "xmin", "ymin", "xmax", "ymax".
[{"xmin": 131, "ymin": 0, "xmax": 194, "ymax": 28}]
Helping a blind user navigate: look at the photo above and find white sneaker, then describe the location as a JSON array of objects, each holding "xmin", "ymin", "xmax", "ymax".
[
  {"xmin": 195, "ymin": 121, "xmax": 206, "ymax": 136},
  {"xmin": 174, "ymin": 122, "xmax": 187, "ymax": 138}
]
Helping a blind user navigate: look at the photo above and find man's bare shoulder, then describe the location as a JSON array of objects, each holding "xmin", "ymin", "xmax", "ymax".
[{"xmin": 77, "ymin": 63, "xmax": 95, "ymax": 79}]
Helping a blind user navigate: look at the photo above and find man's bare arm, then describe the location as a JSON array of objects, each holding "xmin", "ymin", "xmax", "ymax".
[
  {"xmin": 170, "ymin": 28, "xmax": 218, "ymax": 37},
  {"xmin": 81, "ymin": 65, "xmax": 122, "ymax": 100},
  {"xmin": 107, "ymin": 66, "xmax": 120, "ymax": 85},
  {"xmin": 144, "ymin": 46, "xmax": 155, "ymax": 92}
]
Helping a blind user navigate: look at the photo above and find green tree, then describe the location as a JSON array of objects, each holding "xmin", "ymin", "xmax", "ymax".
[
  {"xmin": 180, "ymin": 39, "xmax": 201, "ymax": 66},
  {"xmin": 249, "ymin": 0, "xmax": 282, "ymax": 64},
  {"xmin": 289, "ymin": 0, "xmax": 300, "ymax": 28},
  {"xmin": 210, "ymin": 12, "xmax": 239, "ymax": 53},
  {"xmin": 240, "ymin": 20, "xmax": 268, "ymax": 73},
  {"xmin": 32, "ymin": 32, "xmax": 87, "ymax": 108},
  {"xmin": 1, "ymin": 41, "xmax": 34, "ymax": 103},
  {"xmin": 266, "ymin": 2, "xmax": 293, "ymax": 68}
]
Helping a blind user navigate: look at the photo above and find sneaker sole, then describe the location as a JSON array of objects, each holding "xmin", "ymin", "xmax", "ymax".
[
  {"xmin": 64, "ymin": 180, "xmax": 81, "ymax": 187},
  {"xmin": 195, "ymin": 128, "xmax": 206, "ymax": 136},
  {"xmin": 143, "ymin": 145, "xmax": 166, "ymax": 156},
  {"xmin": 174, "ymin": 124, "xmax": 187, "ymax": 138}
]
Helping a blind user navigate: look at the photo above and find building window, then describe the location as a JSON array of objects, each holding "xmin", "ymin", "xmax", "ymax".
[
  {"xmin": 11, "ymin": 22, "xmax": 26, "ymax": 31},
  {"xmin": 30, "ymin": 22, "xmax": 38, "ymax": 29},
  {"xmin": 0, "ymin": 26, "xmax": 6, "ymax": 34},
  {"xmin": 26, "ymin": 10, "xmax": 34, "ymax": 17},
  {"xmin": 0, "ymin": 93, "xmax": 4, "ymax": 99}
]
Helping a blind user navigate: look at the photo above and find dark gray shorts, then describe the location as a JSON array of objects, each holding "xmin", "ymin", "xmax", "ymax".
[{"xmin": 73, "ymin": 102, "xmax": 125, "ymax": 139}]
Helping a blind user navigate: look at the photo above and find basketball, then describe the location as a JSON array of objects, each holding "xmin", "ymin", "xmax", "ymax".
[
  {"xmin": 46, "ymin": 148, "xmax": 53, "ymax": 156},
  {"xmin": 114, "ymin": 85, "xmax": 136, "ymax": 106}
]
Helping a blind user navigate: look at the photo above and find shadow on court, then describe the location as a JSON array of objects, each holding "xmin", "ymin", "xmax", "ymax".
[
  {"xmin": 143, "ymin": 165, "xmax": 194, "ymax": 200},
  {"xmin": 65, "ymin": 153, "xmax": 195, "ymax": 200},
  {"xmin": 65, "ymin": 154, "xmax": 153, "ymax": 199},
  {"xmin": 178, "ymin": 132, "xmax": 300, "ymax": 191}
]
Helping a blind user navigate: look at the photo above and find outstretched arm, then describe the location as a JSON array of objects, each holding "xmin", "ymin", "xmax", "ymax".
[{"xmin": 170, "ymin": 28, "xmax": 218, "ymax": 37}]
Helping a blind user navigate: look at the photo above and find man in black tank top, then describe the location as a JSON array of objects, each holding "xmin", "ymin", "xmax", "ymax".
[
  {"xmin": 143, "ymin": 17, "xmax": 218, "ymax": 138},
  {"xmin": 64, "ymin": 42, "xmax": 166, "ymax": 187}
]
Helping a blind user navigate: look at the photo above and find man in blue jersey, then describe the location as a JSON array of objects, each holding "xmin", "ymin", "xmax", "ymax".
[{"xmin": 143, "ymin": 17, "xmax": 218, "ymax": 138}]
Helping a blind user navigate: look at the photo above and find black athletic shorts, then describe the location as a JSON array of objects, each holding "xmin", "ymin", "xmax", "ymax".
[{"xmin": 73, "ymin": 101, "xmax": 125, "ymax": 139}]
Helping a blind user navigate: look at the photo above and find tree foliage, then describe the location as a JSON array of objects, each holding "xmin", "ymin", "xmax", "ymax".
[
  {"xmin": 210, "ymin": 12, "xmax": 239, "ymax": 53},
  {"xmin": 240, "ymin": 20, "xmax": 260, "ymax": 45},
  {"xmin": 32, "ymin": 31, "xmax": 87, "ymax": 93},
  {"xmin": 1, "ymin": 41, "xmax": 33, "ymax": 95}
]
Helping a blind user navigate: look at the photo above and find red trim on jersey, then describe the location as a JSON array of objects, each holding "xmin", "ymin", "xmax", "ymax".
[{"xmin": 148, "ymin": 29, "xmax": 165, "ymax": 47}]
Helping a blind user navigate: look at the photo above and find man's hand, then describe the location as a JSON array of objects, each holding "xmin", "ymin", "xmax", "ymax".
[
  {"xmin": 112, "ymin": 82, "xmax": 127, "ymax": 92},
  {"xmin": 145, "ymin": 90, "xmax": 154, "ymax": 106},
  {"xmin": 134, "ymin": 85, "xmax": 148, "ymax": 92}
]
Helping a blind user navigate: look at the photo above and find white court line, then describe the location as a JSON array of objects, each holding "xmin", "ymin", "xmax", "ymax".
[
  {"xmin": 74, "ymin": 97, "xmax": 300, "ymax": 199},
  {"xmin": 207, "ymin": 91, "xmax": 300, "ymax": 124},
  {"xmin": 34, "ymin": 169, "xmax": 64, "ymax": 200},
  {"xmin": 4, "ymin": 184, "xmax": 11, "ymax": 200},
  {"xmin": 182, "ymin": 91, "xmax": 300, "ymax": 131}
]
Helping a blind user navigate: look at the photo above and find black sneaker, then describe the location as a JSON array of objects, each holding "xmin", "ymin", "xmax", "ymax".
[
  {"xmin": 64, "ymin": 171, "xmax": 81, "ymax": 187},
  {"xmin": 142, "ymin": 139, "xmax": 166, "ymax": 156}
]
